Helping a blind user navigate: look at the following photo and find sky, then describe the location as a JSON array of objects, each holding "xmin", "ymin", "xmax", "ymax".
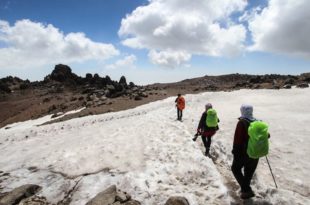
[
  {"xmin": 0, "ymin": 0, "xmax": 309, "ymax": 85},
  {"xmin": 1, "ymin": 87, "xmax": 310, "ymax": 204}
]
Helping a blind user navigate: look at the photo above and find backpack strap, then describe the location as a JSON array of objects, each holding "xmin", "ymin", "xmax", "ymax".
[{"xmin": 239, "ymin": 117, "xmax": 252, "ymax": 130}]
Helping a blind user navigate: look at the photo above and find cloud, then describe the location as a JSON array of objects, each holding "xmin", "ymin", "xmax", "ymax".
[
  {"xmin": 106, "ymin": 54, "xmax": 137, "ymax": 69},
  {"xmin": 119, "ymin": 0, "xmax": 247, "ymax": 67},
  {"xmin": 0, "ymin": 19, "xmax": 119, "ymax": 69},
  {"xmin": 248, "ymin": 0, "xmax": 310, "ymax": 58},
  {"xmin": 148, "ymin": 50, "xmax": 191, "ymax": 68}
]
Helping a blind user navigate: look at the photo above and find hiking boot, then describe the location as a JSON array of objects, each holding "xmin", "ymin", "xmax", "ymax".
[
  {"xmin": 205, "ymin": 148, "xmax": 210, "ymax": 156},
  {"xmin": 205, "ymin": 151, "xmax": 211, "ymax": 158},
  {"xmin": 240, "ymin": 190, "xmax": 255, "ymax": 199}
]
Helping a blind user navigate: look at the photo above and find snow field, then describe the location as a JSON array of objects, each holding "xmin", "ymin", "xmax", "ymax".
[{"xmin": 1, "ymin": 88, "xmax": 310, "ymax": 204}]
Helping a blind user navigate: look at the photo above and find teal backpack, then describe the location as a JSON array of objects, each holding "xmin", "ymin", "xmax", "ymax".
[
  {"xmin": 247, "ymin": 121, "xmax": 269, "ymax": 159},
  {"xmin": 206, "ymin": 109, "xmax": 218, "ymax": 127}
]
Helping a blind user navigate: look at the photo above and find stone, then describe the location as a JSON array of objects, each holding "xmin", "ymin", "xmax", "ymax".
[
  {"xmin": 283, "ymin": 84, "xmax": 292, "ymax": 89},
  {"xmin": 297, "ymin": 83, "xmax": 309, "ymax": 88},
  {"xmin": 123, "ymin": 200, "xmax": 141, "ymax": 205},
  {"xmin": 115, "ymin": 190, "xmax": 128, "ymax": 203},
  {"xmin": 0, "ymin": 184, "xmax": 41, "ymax": 205},
  {"xmin": 86, "ymin": 185, "xmax": 117, "ymax": 205},
  {"xmin": 165, "ymin": 196, "xmax": 190, "ymax": 205}
]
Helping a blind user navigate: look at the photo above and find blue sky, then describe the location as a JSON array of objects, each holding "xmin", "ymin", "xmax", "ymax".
[{"xmin": 0, "ymin": 0, "xmax": 309, "ymax": 85}]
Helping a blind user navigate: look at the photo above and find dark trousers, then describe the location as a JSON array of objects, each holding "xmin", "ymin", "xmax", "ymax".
[
  {"xmin": 201, "ymin": 136, "xmax": 212, "ymax": 154},
  {"xmin": 177, "ymin": 108, "xmax": 182, "ymax": 120},
  {"xmin": 231, "ymin": 155, "xmax": 259, "ymax": 192},
  {"xmin": 201, "ymin": 131, "xmax": 215, "ymax": 154}
]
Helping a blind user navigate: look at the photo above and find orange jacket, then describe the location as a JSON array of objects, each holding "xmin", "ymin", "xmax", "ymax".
[{"xmin": 176, "ymin": 96, "xmax": 185, "ymax": 110}]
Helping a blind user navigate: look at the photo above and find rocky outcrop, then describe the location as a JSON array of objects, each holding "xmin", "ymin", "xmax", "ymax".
[{"xmin": 44, "ymin": 64, "xmax": 81, "ymax": 87}]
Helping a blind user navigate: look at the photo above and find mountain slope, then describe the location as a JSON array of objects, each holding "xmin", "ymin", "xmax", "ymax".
[{"xmin": 0, "ymin": 88, "xmax": 310, "ymax": 204}]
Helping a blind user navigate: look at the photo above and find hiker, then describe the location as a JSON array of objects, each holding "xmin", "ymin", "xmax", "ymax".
[
  {"xmin": 231, "ymin": 104, "xmax": 270, "ymax": 199},
  {"xmin": 194, "ymin": 103, "xmax": 219, "ymax": 156},
  {"xmin": 175, "ymin": 94, "xmax": 185, "ymax": 121}
]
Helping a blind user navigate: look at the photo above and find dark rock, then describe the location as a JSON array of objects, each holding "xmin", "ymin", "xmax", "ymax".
[
  {"xmin": 249, "ymin": 76, "xmax": 261, "ymax": 84},
  {"xmin": 78, "ymin": 96, "xmax": 84, "ymax": 101},
  {"xmin": 119, "ymin": 76, "xmax": 127, "ymax": 86},
  {"xmin": 82, "ymin": 87, "xmax": 96, "ymax": 94},
  {"xmin": 86, "ymin": 73, "xmax": 93, "ymax": 80},
  {"xmin": 123, "ymin": 200, "xmax": 141, "ymax": 205},
  {"xmin": 283, "ymin": 84, "xmax": 292, "ymax": 89},
  {"xmin": 48, "ymin": 105, "xmax": 57, "ymax": 113},
  {"xmin": 284, "ymin": 78, "xmax": 295, "ymax": 85},
  {"xmin": 0, "ymin": 82, "xmax": 11, "ymax": 93},
  {"xmin": 139, "ymin": 92, "xmax": 148, "ymax": 98},
  {"xmin": 129, "ymin": 82, "xmax": 135, "ymax": 88},
  {"xmin": 273, "ymin": 85, "xmax": 280, "ymax": 89},
  {"xmin": 20, "ymin": 83, "xmax": 31, "ymax": 90},
  {"xmin": 70, "ymin": 97, "xmax": 77, "ymax": 101},
  {"xmin": 86, "ymin": 185, "xmax": 116, "ymax": 205},
  {"xmin": 47, "ymin": 64, "xmax": 78, "ymax": 83},
  {"xmin": 43, "ymin": 98, "xmax": 50, "ymax": 103},
  {"xmin": 165, "ymin": 196, "xmax": 190, "ymax": 205},
  {"xmin": 0, "ymin": 184, "xmax": 41, "ymax": 205},
  {"xmin": 134, "ymin": 96, "xmax": 142, "ymax": 101},
  {"xmin": 94, "ymin": 73, "xmax": 100, "ymax": 79},
  {"xmin": 297, "ymin": 83, "xmax": 309, "ymax": 88}
]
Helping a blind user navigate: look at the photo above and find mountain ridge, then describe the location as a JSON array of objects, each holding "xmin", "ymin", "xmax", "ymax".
[{"xmin": 0, "ymin": 64, "xmax": 309, "ymax": 128}]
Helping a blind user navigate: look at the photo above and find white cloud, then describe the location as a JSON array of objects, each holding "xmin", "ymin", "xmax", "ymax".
[
  {"xmin": 106, "ymin": 54, "xmax": 137, "ymax": 69},
  {"xmin": 0, "ymin": 19, "xmax": 119, "ymax": 69},
  {"xmin": 119, "ymin": 0, "xmax": 247, "ymax": 67},
  {"xmin": 148, "ymin": 50, "xmax": 191, "ymax": 68},
  {"xmin": 248, "ymin": 0, "xmax": 310, "ymax": 58}
]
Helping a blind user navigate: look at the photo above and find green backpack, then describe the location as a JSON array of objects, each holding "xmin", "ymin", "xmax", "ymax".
[
  {"xmin": 247, "ymin": 121, "xmax": 269, "ymax": 159},
  {"xmin": 206, "ymin": 109, "xmax": 218, "ymax": 127}
]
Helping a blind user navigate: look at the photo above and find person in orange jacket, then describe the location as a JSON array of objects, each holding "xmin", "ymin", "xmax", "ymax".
[{"xmin": 175, "ymin": 94, "xmax": 185, "ymax": 121}]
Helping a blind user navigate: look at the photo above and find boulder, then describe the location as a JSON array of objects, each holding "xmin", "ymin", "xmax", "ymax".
[
  {"xmin": 283, "ymin": 84, "xmax": 292, "ymax": 89},
  {"xmin": 123, "ymin": 200, "xmax": 141, "ymax": 205},
  {"xmin": 85, "ymin": 185, "xmax": 140, "ymax": 205},
  {"xmin": 0, "ymin": 184, "xmax": 41, "ymax": 205},
  {"xmin": 49, "ymin": 64, "xmax": 76, "ymax": 82},
  {"xmin": 134, "ymin": 96, "xmax": 142, "ymax": 101},
  {"xmin": 284, "ymin": 78, "xmax": 295, "ymax": 85},
  {"xmin": 297, "ymin": 83, "xmax": 309, "ymax": 88},
  {"xmin": 86, "ymin": 185, "xmax": 117, "ymax": 205},
  {"xmin": 119, "ymin": 76, "xmax": 127, "ymax": 86},
  {"xmin": 165, "ymin": 196, "xmax": 190, "ymax": 205}
]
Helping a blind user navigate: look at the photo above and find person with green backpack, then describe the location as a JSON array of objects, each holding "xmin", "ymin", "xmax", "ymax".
[
  {"xmin": 231, "ymin": 104, "xmax": 270, "ymax": 199},
  {"xmin": 193, "ymin": 103, "xmax": 220, "ymax": 156}
]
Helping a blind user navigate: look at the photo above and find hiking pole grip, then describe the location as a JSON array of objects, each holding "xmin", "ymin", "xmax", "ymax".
[{"xmin": 266, "ymin": 156, "xmax": 278, "ymax": 189}]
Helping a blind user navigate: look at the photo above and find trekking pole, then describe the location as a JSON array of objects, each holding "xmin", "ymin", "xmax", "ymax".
[{"xmin": 265, "ymin": 156, "xmax": 278, "ymax": 189}]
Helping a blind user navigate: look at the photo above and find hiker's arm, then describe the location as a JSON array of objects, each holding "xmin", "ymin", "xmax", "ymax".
[
  {"xmin": 197, "ymin": 113, "xmax": 205, "ymax": 134},
  {"xmin": 232, "ymin": 121, "xmax": 246, "ymax": 156}
]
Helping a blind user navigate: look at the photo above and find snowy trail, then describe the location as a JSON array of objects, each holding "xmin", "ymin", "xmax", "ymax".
[{"xmin": 1, "ymin": 88, "xmax": 310, "ymax": 205}]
